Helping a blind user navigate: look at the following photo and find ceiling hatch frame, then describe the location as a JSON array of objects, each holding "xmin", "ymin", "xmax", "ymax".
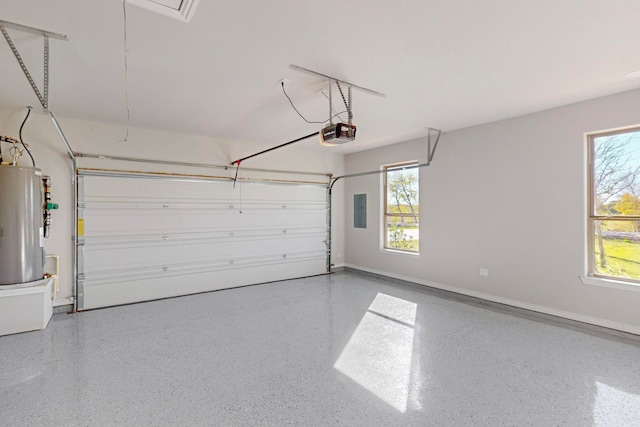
[{"xmin": 126, "ymin": 0, "xmax": 201, "ymax": 23}]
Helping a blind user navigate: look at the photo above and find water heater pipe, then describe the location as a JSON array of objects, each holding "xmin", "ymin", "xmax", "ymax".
[
  {"xmin": 46, "ymin": 254, "xmax": 59, "ymax": 300},
  {"xmin": 48, "ymin": 111, "xmax": 78, "ymax": 311}
]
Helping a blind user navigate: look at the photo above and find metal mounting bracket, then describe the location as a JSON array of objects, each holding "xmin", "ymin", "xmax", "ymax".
[
  {"xmin": 426, "ymin": 127, "xmax": 442, "ymax": 165},
  {"xmin": 290, "ymin": 64, "xmax": 386, "ymax": 98},
  {"xmin": 0, "ymin": 19, "xmax": 68, "ymax": 111}
]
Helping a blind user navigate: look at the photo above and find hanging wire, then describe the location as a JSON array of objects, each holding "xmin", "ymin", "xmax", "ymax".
[
  {"xmin": 281, "ymin": 82, "xmax": 348, "ymax": 124},
  {"xmin": 120, "ymin": 0, "xmax": 130, "ymax": 142},
  {"xmin": 320, "ymin": 90, "xmax": 346, "ymax": 122},
  {"xmin": 238, "ymin": 167, "xmax": 243, "ymax": 213},
  {"xmin": 19, "ymin": 107, "xmax": 36, "ymax": 167},
  {"xmin": 281, "ymin": 82, "xmax": 325, "ymax": 124},
  {"xmin": 0, "ymin": 135, "xmax": 20, "ymax": 164},
  {"xmin": 9, "ymin": 140, "xmax": 22, "ymax": 164},
  {"xmin": 232, "ymin": 161, "xmax": 243, "ymax": 213},
  {"xmin": 233, "ymin": 161, "xmax": 241, "ymax": 188}
]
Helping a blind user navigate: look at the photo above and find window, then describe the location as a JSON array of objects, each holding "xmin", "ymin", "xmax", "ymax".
[
  {"xmin": 588, "ymin": 127, "xmax": 640, "ymax": 283},
  {"xmin": 383, "ymin": 162, "xmax": 419, "ymax": 252}
]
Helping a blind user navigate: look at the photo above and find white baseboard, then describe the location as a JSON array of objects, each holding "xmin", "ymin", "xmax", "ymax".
[{"xmin": 345, "ymin": 263, "xmax": 640, "ymax": 336}]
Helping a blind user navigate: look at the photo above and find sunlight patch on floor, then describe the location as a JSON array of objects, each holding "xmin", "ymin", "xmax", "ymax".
[
  {"xmin": 593, "ymin": 381, "xmax": 640, "ymax": 426},
  {"xmin": 334, "ymin": 293, "xmax": 417, "ymax": 413}
]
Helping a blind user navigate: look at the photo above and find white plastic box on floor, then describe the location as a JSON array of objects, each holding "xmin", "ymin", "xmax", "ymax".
[{"xmin": 0, "ymin": 278, "xmax": 53, "ymax": 336}]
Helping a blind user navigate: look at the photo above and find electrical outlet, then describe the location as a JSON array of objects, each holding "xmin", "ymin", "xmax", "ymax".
[
  {"xmin": 277, "ymin": 78, "xmax": 290, "ymax": 86},
  {"xmin": 337, "ymin": 253, "xmax": 342, "ymax": 259},
  {"xmin": 479, "ymin": 268, "xmax": 489, "ymax": 277}
]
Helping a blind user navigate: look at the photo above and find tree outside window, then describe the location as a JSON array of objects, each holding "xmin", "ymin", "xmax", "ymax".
[
  {"xmin": 383, "ymin": 162, "xmax": 419, "ymax": 252},
  {"xmin": 589, "ymin": 127, "xmax": 640, "ymax": 282}
]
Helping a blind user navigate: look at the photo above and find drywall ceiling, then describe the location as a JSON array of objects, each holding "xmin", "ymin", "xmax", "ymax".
[{"xmin": 1, "ymin": 0, "xmax": 639, "ymax": 154}]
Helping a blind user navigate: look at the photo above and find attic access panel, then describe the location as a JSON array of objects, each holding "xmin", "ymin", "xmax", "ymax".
[
  {"xmin": 150, "ymin": 0, "xmax": 182, "ymax": 8},
  {"xmin": 126, "ymin": 0, "xmax": 200, "ymax": 22}
]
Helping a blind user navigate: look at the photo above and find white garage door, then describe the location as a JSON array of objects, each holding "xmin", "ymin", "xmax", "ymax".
[{"xmin": 76, "ymin": 170, "xmax": 328, "ymax": 310}]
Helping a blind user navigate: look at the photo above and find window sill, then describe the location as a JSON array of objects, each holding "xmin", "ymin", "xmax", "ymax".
[
  {"xmin": 579, "ymin": 276, "xmax": 640, "ymax": 293},
  {"xmin": 380, "ymin": 248, "xmax": 420, "ymax": 257}
]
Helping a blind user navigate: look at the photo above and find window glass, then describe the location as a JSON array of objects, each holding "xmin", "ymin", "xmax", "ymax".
[
  {"xmin": 383, "ymin": 163, "xmax": 419, "ymax": 252},
  {"xmin": 589, "ymin": 128, "xmax": 640, "ymax": 282}
]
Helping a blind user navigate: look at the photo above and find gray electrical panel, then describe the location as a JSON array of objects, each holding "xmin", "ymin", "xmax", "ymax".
[{"xmin": 354, "ymin": 194, "xmax": 366, "ymax": 228}]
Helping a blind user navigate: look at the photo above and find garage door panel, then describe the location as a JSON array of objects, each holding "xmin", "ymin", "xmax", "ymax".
[
  {"xmin": 83, "ymin": 177, "xmax": 326, "ymax": 201},
  {"xmin": 82, "ymin": 209, "xmax": 326, "ymax": 234},
  {"xmin": 80, "ymin": 225, "xmax": 326, "ymax": 243},
  {"xmin": 77, "ymin": 172, "xmax": 329, "ymax": 310},
  {"xmin": 81, "ymin": 259, "xmax": 325, "ymax": 309},
  {"xmin": 81, "ymin": 250, "xmax": 325, "ymax": 285},
  {"xmin": 82, "ymin": 236, "xmax": 326, "ymax": 271}
]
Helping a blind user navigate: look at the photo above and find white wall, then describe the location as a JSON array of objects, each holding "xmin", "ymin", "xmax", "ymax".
[
  {"xmin": 344, "ymin": 88, "xmax": 640, "ymax": 334},
  {"xmin": 0, "ymin": 109, "xmax": 345, "ymax": 305}
]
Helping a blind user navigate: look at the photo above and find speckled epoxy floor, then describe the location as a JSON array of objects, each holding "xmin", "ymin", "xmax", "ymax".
[{"xmin": 1, "ymin": 271, "xmax": 640, "ymax": 426}]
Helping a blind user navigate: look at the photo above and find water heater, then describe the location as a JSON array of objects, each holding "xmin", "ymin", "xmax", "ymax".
[{"xmin": 0, "ymin": 165, "xmax": 45, "ymax": 285}]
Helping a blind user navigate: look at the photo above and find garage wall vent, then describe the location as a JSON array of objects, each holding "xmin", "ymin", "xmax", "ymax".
[{"xmin": 126, "ymin": 0, "xmax": 200, "ymax": 23}]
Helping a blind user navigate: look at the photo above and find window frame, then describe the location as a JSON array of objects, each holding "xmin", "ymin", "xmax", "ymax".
[
  {"xmin": 587, "ymin": 126, "xmax": 640, "ymax": 284},
  {"xmin": 382, "ymin": 161, "xmax": 420, "ymax": 254}
]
